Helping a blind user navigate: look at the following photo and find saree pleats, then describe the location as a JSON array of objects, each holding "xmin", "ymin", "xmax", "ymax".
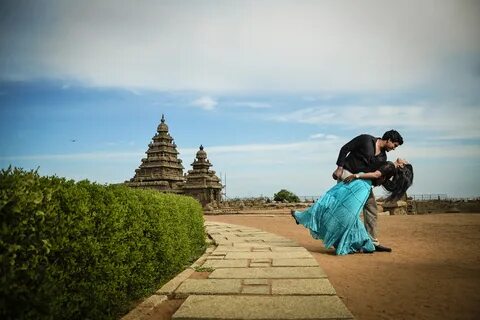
[{"xmin": 294, "ymin": 180, "xmax": 375, "ymax": 255}]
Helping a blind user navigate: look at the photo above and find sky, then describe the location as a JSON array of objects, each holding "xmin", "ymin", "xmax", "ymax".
[{"xmin": 1, "ymin": 0, "xmax": 480, "ymax": 199}]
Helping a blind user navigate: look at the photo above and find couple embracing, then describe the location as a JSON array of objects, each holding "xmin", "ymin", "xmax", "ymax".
[{"xmin": 292, "ymin": 130, "xmax": 414, "ymax": 255}]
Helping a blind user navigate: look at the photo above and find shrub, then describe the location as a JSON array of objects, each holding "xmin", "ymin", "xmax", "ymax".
[
  {"xmin": 0, "ymin": 167, "xmax": 205, "ymax": 320},
  {"xmin": 273, "ymin": 189, "xmax": 300, "ymax": 203}
]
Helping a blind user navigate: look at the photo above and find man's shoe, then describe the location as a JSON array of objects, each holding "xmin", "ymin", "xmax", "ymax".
[
  {"xmin": 290, "ymin": 209, "xmax": 299, "ymax": 225},
  {"xmin": 374, "ymin": 244, "xmax": 392, "ymax": 252}
]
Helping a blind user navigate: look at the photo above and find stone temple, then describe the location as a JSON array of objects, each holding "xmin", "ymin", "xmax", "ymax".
[
  {"xmin": 125, "ymin": 115, "xmax": 222, "ymax": 206},
  {"xmin": 183, "ymin": 145, "xmax": 223, "ymax": 206}
]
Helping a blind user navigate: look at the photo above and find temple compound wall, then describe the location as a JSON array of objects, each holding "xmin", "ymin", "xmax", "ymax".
[{"xmin": 125, "ymin": 115, "xmax": 222, "ymax": 207}]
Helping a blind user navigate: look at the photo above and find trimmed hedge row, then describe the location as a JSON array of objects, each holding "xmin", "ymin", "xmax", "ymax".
[{"xmin": 0, "ymin": 167, "xmax": 206, "ymax": 320}]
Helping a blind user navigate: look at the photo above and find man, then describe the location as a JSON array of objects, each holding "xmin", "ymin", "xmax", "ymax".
[{"xmin": 332, "ymin": 130, "xmax": 404, "ymax": 252}]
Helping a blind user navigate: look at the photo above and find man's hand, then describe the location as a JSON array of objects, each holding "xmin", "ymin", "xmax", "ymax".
[
  {"xmin": 332, "ymin": 167, "xmax": 343, "ymax": 180},
  {"xmin": 344, "ymin": 174, "xmax": 356, "ymax": 183}
]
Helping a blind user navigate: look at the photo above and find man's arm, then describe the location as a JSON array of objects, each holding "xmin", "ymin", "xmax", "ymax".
[{"xmin": 332, "ymin": 135, "xmax": 363, "ymax": 180}]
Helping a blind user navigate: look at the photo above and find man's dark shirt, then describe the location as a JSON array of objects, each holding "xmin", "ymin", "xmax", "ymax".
[{"xmin": 336, "ymin": 134, "xmax": 387, "ymax": 173}]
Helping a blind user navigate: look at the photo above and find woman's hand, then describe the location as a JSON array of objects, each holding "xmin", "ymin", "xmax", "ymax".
[{"xmin": 344, "ymin": 174, "xmax": 357, "ymax": 183}]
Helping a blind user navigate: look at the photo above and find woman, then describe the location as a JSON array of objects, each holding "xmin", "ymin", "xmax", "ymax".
[{"xmin": 292, "ymin": 158, "xmax": 414, "ymax": 255}]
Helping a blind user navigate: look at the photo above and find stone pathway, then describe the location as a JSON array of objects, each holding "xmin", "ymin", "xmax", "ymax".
[
  {"xmin": 122, "ymin": 221, "xmax": 354, "ymax": 319},
  {"xmin": 170, "ymin": 222, "xmax": 354, "ymax": 320}
]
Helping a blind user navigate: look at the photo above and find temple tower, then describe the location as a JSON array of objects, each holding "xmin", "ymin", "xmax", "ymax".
[
  {"xmin": 183, "ymin": 145, "xmax": 223, "ymax": 206},
  {"xmin": 125, "ymin": 115, "xmax": 185, "ymax": 193}
]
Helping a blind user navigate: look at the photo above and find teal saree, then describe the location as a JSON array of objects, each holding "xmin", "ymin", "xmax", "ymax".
[{"xmin": 293, "ymin": 179, "xmax": 375, "ymax": 255}]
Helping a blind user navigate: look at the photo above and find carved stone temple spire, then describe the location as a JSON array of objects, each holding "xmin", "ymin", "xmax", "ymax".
[
  {"xmin": 125, "ymin": 115, "xmax": 185, "ymax": 193},
  {"xmin": 183, "ymin": 145, "xmax": 223, "ymax": 206}
]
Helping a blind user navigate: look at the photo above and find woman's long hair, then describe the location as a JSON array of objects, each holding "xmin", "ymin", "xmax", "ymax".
[{"xmin": 382, "ymin": 163, "xmax": 414, "ymax": 202}]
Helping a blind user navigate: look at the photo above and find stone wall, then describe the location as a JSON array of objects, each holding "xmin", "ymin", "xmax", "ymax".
[
  {"xmin": 203, "ymin": 198, "xmax": 312, "ymax": 214},
  {"xmin": 204, "ymin": 198, "xmax": 480, "ymax": 215},
  {"xmin": 412, "ymin": 199, "xmax": 480, "ymax": 214}
]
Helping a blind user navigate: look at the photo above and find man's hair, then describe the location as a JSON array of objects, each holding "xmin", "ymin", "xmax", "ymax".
[{"xmin": 382, "ymin": 130, "xmax": 403, "ymax": 145}]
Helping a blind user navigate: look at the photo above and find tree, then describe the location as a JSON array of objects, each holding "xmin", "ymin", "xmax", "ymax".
[{"xmin": 273, "ymin": 189, "xmax": 300, "ymax": 203}]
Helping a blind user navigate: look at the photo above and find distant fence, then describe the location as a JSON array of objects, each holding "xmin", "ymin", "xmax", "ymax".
[{"xmin": 410, "ymin": 194, "xmax": 448, "ymax": 201}]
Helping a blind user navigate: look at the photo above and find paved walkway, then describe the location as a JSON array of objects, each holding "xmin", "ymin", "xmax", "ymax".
[{"xmin": 123, "ymin": 221, "xmax": 354, "ymax": 319}]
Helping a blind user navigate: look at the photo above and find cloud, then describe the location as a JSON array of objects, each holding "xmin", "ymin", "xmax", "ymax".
[
  {"xmin": 273, "ymin": 104, "xmax": 480, "ymax": 140},
  {"xmin": 309, "ymin": 133, "xmax": 339, "ymax": 140},
  {"xmin": 0, "ymin": 151, "xmax": 143, "ymax": 161},
  {"xmin": 191, "ymin": 96, "xmax": 217, "ymax": 110},
  {"xmin": 232, "ymin": 102, "xmax": 271, "ymax": 109},
  {"xmin": 1, "ymin": 1, "xmax": 478, "ymax": 93}
]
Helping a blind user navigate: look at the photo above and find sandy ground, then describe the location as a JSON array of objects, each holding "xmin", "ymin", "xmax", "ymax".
[{"xmin": 205, "ymin": 213, "xmax": 480, "ymax": 320}]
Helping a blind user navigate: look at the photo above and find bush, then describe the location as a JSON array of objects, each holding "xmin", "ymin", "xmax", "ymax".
[
  {"xmin": 0, "ymin": 167, "xmax": 205, "ymax": 320},
  {"xmin": 273, "ymin": 189, "xmax": 300, "ymax": 203}
]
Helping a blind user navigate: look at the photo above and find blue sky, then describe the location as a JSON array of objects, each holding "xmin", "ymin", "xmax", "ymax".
[{"xmin": 1, "ymin": 0, "xmax": 480, "ymax": 198}]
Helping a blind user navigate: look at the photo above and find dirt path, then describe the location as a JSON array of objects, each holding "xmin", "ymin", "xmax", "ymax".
[{"xmin": 205, "ymin": 213, "xmax": 480, "ymax": 320}]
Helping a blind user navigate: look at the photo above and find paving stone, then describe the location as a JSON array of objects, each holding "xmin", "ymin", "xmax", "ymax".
[
  {"xmin": 271, "ymin": 247, "xmax": 308, "ymax": 252},
  {"xmin": 216, "ymin": 241, "xmax": 234, "ymax": 245},
  {"xmin": 264, "ymin": 241, "xmax": 298, "ymax": 247},
  {"xmin": 209, "ymin": 267, "xmax": 327, "ymax": 279},
  {"xmin": 205, "ymin": 256, "xmax": 224, "ymax": 260},
  {"xmin": 272, "ymin": 258, "xmax": 319, "ymax": 267},
  {"xmin": 215, "ymin": 246, "xmax": 251, "ymax": 252},
  {"xmin": 272, "ymin": 279, "xmax": 336, "ymax": 295},
  {"xmin": 172, "ymin": 295, "xmax": 354, "ymax": 319},
  {"xmin": 205, "ymin": 246, "xmax": 215, "ymax": 253},
  {"xmin": 139, "ymin": 294, "xmax": 168, "ymax": 308},
  {"xmin": 241, "ymin": 286, "xmax": 270, "ymax": 294},
  {"xmin": 174, "ymin": 279, "xmax": 242, "ymax": 297},
  {"xmin": 234, "ymin": 243, "xmax": 271, "ymax": 249},
  {"xmin": 225, "ymin": 251, "xmax": 312, "ymax": 259},
  {"xmin": 156, "ymin": 268, "xmax": 194, "ymax": 295},
  {"xmin": 202, "ymin": 259, "xmax": 249, "ymax": 268},
  {"xmin": 122, "ymin": 295, "xmax": 168, "ymax": 320},
  {"xmin": 243, "ymin": 279, "xmax": 269, "ymax": 285},
  {"xmin": 249, "ymin": 262, "xmax": 271, "ymax": 268},
  {"xmin": 251, "ymin": 258, "xmax": 271, "ymax": 263}
]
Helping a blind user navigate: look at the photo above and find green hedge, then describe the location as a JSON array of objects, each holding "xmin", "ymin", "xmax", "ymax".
[{"xmin": 0, "ymin": 167, "xmax": 206, "ymax": 320}]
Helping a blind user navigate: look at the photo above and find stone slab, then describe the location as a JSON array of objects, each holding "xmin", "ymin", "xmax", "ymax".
[
  {"xmin": 214, "ymin": 246, "xmax": 251, "ymax": 252},
  {"xmin": 249, "ymin": 262, "xmax": 271, "ymax": 268},
  {"xmin": 202, "ymin": 259, "xmax": 249, "ymax": 268},
  {"xmin": 172, "ymin": 295, "xmax": 353, "ymax": 319},
  {"xmin": 243, "ymin": 279, "xmax": 269, "ymax": 285},
  {"xmin": 205, "ymin": 256, "xmax": 225, "ymax": 260},
  {"xmin": 225, "ymin": 251, "xmax": 312, "ymax": 259},
  {"xmin": 209, "ymin": 267, "xmax": 327, "ymax": 279},
  {"xmin": 215, "ymin": 241, "xmax": 234, "ymax": 246},
  {"xmin": 156, "ymin": 268, "xmax": 194, "ymax": 295},
  {"xmin": 264, "ymin": 241, "xmax": 298, "ymax": 247},
  {"xmin": 272, "ymin": 258, "xmax": 319, "ymax": 267},
  {"xmin": 251, "ymin": 258, "xmax": 271, "ymax": 263},
  {"xmin": 121, "ymin": 295, "xmax": 167, "ymax": 320},
  {"xmin": 241, "ymin": 286, "xmax": 270, "ymax": 294},
  {"xmin": 174, "ymin": 279, "xmax": 242, "ymax": 297},
  {"xmin": 271, "ymin": 247, "xmax": 308, "ymax": 252},
  {"xmin": 272, "ymin": 279, "xmax": 336, "ymax": 295},
  {"xmin": 233, "ymin": 243, "xmax": 271, "ymax": 249},
  {"xmin": 251, "ymin": 248, "xmax": 271, "ymax": 252}
]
